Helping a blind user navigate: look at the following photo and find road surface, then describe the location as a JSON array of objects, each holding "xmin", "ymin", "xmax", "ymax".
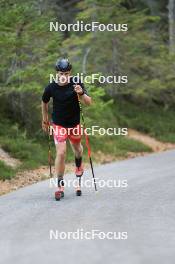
[{"xmin": 0, "ymin": 150, "xmax": 175, "ymax": 264}]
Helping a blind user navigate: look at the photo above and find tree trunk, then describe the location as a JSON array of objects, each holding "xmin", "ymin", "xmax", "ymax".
[
  {"xmin": 168, "ymin": 0, "xmax": 175, "ymax": 53},
  {"xmin": 82, "ymin": 48, "xmax": 91, "ymax": 74}
]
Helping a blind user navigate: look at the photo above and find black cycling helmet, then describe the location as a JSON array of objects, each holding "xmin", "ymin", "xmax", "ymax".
[{"xmin": 55, "ymin": 58, "xmax": 72, "ymax": 72}]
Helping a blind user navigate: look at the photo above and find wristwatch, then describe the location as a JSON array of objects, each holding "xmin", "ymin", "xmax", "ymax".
[
  {"xmin": 43, "ymin": 120, "xmax": 49, "ymax": 125},
  {"xmin": 79, "ymin": 90, "xmax": 85, "ymax": 96}
]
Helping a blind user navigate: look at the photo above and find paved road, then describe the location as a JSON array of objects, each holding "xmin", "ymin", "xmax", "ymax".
[{"xmin": 0, "ymin": 150, "xmax": 175, "ymax": 264}]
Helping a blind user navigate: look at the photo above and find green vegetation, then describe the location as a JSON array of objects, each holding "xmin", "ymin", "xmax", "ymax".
[
  {"xmin": 0, "ymin": 161, "xmax": 16, "ymax": 181},
  {"xmin": 0, "ymin": 117, "xmax": 47, "ymax": 169},
  {"xmin": 115, "ymin": 100, "xmax": 175, "ymax": 143},
  {"xmin": 0, "ymin": 0, "xmax": 175, "ymax": 180}
]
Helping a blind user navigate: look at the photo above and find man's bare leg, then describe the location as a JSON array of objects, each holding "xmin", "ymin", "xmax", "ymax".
[
  {"xmin": 55, "ymin": 141, "xmax": 66, "ymax": 197},
  {"xmin": 70, "ymin": 141, "xmax": 83, "ymax": 195},
  {"xmin": 70, "ymin": 141, "xmax": 83, "ymax": 159}
]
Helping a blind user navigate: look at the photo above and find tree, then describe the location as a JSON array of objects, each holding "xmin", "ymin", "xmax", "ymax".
[{"xmin": 168, "ymin": 0, "xmax": 175, "ymax": 53}]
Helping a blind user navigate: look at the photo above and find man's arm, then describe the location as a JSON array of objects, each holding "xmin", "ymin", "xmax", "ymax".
[
  {"xmin": 41, "ymin": 101, "xmax": 49, "ymax": 132},
  {"xmin": 74, "ymin": 84, "xmax": 92, "ymax": 105},
  {"xmin": 79, "ymin": 93, "xmax": 92, "ymax": 105},
  {"xmin": 41, "ymin": 84, "xmax": 52, "ymax": 131}
]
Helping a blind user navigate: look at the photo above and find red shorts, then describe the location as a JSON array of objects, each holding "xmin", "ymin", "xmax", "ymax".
[{"xmin": 52, "ymin": 123, "xmax": 82, "ymax": 144}]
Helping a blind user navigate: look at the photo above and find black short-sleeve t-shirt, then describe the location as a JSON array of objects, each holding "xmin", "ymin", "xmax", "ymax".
[{"xmin": 42, "ymin": 77, "xmax": 88, "ymax": 127}]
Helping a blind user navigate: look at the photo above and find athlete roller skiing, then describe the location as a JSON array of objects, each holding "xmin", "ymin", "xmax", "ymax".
[{"xmin": 41, "ymin": 58, "xmax": 92, "ymax": 201}]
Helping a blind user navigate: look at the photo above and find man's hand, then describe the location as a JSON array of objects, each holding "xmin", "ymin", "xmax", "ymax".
[
  {"xmin": 74, "ymin": 85, "xmax": 84, "ymax": 95},
  {"xmin": 73, "ymin": 85, "xmax": 92, "ymax": 105},
  {"xmin": 42, "ymin": 120, "xmax": 49, "ymax": 133}
]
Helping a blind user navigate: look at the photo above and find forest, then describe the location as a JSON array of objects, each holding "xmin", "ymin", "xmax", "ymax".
[{"xmin": 0, "ymin": 0, "xmax": 175, "ymax": 180}]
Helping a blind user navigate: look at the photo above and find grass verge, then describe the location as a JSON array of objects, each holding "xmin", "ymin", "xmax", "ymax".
[
  {"xmin": 0, "ymin": 160, "xmax": 16, "ymax": 181},
  {"xmin": 115, "ymin": 100, "xmax": 175, "ymax": 143}
]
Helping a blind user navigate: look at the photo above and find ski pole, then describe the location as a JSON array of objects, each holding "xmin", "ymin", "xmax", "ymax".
[
  {"xmin": 48, "ymin": 122, "xmax": 52, "ymax": 177},
  {"xmin": 77, "ymin": 94, "xmax": 97, "ymax": 191}
]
